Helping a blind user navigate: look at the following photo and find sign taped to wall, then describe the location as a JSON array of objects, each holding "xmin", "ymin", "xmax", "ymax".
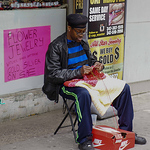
[
  {"xmin": 87, "ymin": 0, "xmax": 126, "ymax": 79},
  {"xmin": 4, "ymin": 26, "xmax": 51, "ymax": 82},
  {"xmin": 89, "ymin": 34, "xmax": 124, "ymax": 79}
]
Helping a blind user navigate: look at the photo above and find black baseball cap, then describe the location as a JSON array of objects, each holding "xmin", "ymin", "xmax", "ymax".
[{"xmin": 67, "ymin": 14, "xmax": 88, "ymax": 28}]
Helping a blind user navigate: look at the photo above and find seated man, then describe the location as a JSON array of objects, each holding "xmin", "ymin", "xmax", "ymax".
[{"xmin": 42, "ymin": 14, "xmax": 146, "ymax": 150}]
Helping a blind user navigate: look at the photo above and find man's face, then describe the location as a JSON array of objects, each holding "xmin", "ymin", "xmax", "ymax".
[{"xmin": 68, "ymin": 27, "xmax": 86, "ymax": 43}]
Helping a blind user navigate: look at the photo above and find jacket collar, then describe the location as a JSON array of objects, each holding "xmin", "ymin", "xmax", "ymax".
[
  {"xmin": 62, "ymin": 32, "xmax": 89, "ymax": 53},
  {"xmin": 62, "ymin": 32, "xmax": 68, "ymax": 53}
]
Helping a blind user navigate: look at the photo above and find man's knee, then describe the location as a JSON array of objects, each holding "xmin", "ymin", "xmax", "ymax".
[
  {"xmin": 78, "ymin": 88, "xmax": 91, "ymax": 104},
  {"xmin": 124, "ymin": 83, "xmax": 131, "ymax": 94}
]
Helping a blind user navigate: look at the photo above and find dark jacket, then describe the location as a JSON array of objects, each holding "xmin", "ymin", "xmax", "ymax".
[{"xmin": 42, "ymin": 32, "xmax": 97, "ymax": 102}]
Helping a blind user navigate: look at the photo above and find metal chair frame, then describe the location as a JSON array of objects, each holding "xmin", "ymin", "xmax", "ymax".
[{"xmin": 54, "ymin": 97, "xmax": 77, "ymax": 142}]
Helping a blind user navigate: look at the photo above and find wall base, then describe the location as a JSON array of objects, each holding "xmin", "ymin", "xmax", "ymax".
[
  {"xmin": 128, "ymin": 80, "xmax": 150, "ymax": 95},
  {"xmin": 0, "ymin": 89, "xmax": 63, "ymax": 122},
  {"xmin": 0, "ymin": 80, "xmax": 149, "ymax": 122}
]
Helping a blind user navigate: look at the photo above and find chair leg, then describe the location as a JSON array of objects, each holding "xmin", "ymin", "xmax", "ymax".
[
  {"xmin": 54, "ymin": 110, "xmax": 70, "ymax": 135},
  {"xmin": 54, "ymin": 98, "xmax": 77, "ymax": 142},
  {"xmin": 72, "ymin": 116, "xmax": 77, "ymax": 131}
]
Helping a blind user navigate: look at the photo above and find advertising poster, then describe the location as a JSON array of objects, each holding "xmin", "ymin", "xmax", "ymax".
[
  {"xmin": 88, "ymin": 0, "xmax": 126, "ymax": 79},
  {"xmin": 4, "ymin": 26, "xmax": 51, "ymax": 82},
  {"xmin": 75, "ymin": 0, "xmax": 83, "ymax": 14}
]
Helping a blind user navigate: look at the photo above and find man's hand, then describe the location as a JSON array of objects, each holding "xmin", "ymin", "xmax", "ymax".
[
  {"xmin": 94, "ymin": 62, "xmax": 104, "ymax": 71},
  {"xmin": 80, "ymin": 65, "xmax": 93, "ymax": 76}
]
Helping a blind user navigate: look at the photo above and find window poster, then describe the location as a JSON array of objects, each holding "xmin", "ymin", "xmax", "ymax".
[
  {"xmin": 88, "ymin": 0, "xmax": 126, "ymax": 79},
  {"xmin": 0, "ymin": 0, "xmax": 62, "ymax": 10},
  {"xmin": 4, "ymin": 26, "xmax": 51, "ymax": 82},
  {"xmin": 75, "ymin": 0, "xmax": 83, "ymax": 14}
]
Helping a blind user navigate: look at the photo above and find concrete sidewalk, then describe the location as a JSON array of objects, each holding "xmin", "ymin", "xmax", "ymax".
[{"xmin": 0, "ymin": 92, "xmax": 149, "ymax": 150}]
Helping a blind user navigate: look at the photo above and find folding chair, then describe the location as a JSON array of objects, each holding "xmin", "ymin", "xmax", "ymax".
[{"xmin": 54, "ymin": 97, "xmax": 77, "ymax": 142}]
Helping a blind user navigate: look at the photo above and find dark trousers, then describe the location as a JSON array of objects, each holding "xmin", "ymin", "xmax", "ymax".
[{"xmin": 59, "ymin": 84, "xmax": 134, "ymax": 144}]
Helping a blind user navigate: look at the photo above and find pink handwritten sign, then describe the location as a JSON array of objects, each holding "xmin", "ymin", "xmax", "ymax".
[{"xmin": 4, "ymin": 26, "xmax": 51, "ymax": 82}]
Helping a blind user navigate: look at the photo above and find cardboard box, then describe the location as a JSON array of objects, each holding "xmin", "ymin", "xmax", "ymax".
[{"xmin": 92, "ymin": 125, "xmax": 135, "ymax": 150}]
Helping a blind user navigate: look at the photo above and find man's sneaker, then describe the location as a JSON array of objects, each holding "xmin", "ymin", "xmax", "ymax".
[
  {"xmin": 78, "ymin": 140, "xmax": 94, "ymax": 150},
  {"xmin": 135, "ymin": 133, "xmax": 146, "ymax": 144}
]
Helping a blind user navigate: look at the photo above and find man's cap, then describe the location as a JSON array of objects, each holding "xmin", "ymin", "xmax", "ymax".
[{"xmin": 67, "ymin": 14, "xmax": 88, "ymax": 28}]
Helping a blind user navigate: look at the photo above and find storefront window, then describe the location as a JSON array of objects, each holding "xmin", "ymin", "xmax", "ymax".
[{"xmin": 0, "ymin": 0, "xmax": 67, "ymax": 10}]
